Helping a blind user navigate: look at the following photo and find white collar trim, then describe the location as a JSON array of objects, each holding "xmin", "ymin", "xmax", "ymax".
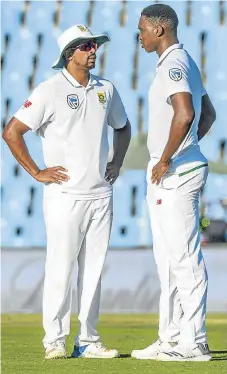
[
  {"xmin": 157, "ymin": 43, "xmax": 183, "ymax": 66},
  {"xmin": 62, "ymin": 67, "xmax": 97, "ymax": 87}
]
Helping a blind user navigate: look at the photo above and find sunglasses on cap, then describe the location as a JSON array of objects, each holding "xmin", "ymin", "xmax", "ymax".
[{"xmin": 75, "ymin": 41, "xmax": 97, "ymax": 52}]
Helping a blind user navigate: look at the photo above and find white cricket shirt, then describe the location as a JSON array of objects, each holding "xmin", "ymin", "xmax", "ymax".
[
  {"xmin": 147, "ymin": 43, "xmax": 208, "ymax": 174},
  {"xmin": 14, "ymin": 68, "xmax": 127, "ymax": 199}
]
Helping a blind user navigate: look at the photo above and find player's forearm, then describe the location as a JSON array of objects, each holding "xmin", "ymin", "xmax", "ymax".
[
  {"xmin": 160, "ymin": 114, "xmax": 193, "ymax": 164},
  {"xmin": 112, "ymin": 120, "xmax": 131, "ymax": 167},
  {"xmin": 2, "ymin": 131, "xmax": 40, "ymax": 177}
]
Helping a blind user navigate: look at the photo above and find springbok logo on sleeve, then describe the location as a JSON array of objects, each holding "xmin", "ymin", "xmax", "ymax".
[
  {"xmin": 67, "ymin": 94, "xmax": 79, "ymax": 109},
  {"xmin": 169, "ymin": 68, "xmax": 182, "ymax": 81}
]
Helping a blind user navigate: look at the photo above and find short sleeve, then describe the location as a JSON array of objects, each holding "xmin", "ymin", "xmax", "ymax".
[
  {"xmin": 159, "ymin": 59, "xmax": 192, "ymax": 103},
  {"xmin": 107, "ymin": 85, "xmax": 127, "ymax": 129},
  {"xmin": 202, "ymin": 85, "xmax": 207, "ymax": 96},
  {"xmin": 14, "ymin": 83, "xmax": 54, "ymax": 132}
]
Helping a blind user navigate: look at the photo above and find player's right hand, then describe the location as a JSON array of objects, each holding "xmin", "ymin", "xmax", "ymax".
[{"xmin": 34, "ymin": 167, "xmax": 70, "ymax": 184}]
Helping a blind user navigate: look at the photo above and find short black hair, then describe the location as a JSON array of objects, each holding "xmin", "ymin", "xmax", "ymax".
[
  {"xmin": 141, "ymin": 4, "xmax": 178, "ymax": 33},
  {"xmin": 64, "ymin": 48, "xmax": 75, "ymax": 60}
]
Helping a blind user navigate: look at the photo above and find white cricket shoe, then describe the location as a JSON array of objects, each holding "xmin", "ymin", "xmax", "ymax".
[
  {"xmin": 157, "ymin": 342, "xmax": 212, "ymax": 361},
  {"xmin": 131, "ymin": 339, "xmax": 178, "ymax": 360},
  {"xmin": 45, "ymin": 340, "xmax": 66, "ymax": 360},
  {"xmin": 71, "ymin": 342, "xmax": 120, "ymax": 358}
]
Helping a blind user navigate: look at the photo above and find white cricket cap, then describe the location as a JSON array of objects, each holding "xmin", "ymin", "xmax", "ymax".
[{"xmin": 52, "ymin": 24, "xmax": 110, "ymax": 70}]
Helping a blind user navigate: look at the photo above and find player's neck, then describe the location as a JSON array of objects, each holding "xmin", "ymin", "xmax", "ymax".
[
  {"xmin": 156, "ymin": 37, "xmax": 179, "ymax": 58},
  {"xmin": 66, "ymin": 66, "xmax": 90, "ymax": 87}
]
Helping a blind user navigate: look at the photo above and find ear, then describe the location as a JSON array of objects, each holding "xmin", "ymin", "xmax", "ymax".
[{"xmin": 155, "ymin": 25, "xmax": 164, "ymax": 37}]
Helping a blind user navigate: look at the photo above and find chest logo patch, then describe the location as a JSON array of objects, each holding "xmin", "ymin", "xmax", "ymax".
[
  {"xmin": 97, "ymin": 92, "xmax": 106, "ymax": 104},
  {"xmin": 67, "ymin": 94, "xmax": 79, "ymax": 109},
  {"xmin": 169, "ymin": 68, "xmax": 182, "ymax": 81}
]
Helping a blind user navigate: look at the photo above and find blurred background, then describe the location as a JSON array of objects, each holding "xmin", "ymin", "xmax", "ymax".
[
  {"xmin": 1, "ymin": 0, "xmax": 227, "ymax": 313},
  {"xmin": 1, "ymin": 0, "xmax": 227, "ymax": 247}
]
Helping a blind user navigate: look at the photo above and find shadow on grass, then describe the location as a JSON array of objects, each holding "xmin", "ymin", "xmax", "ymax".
[
  {"xmin": 66, "ymin": 353, "xmax": 227, "ymax": 361},
  {"xmin": 66, "ymin": 354, "xmax": 131, "ymax": 359},
  {"xmin": 211, "ymin": 350, "xmax": 227, "ymax": 361},
  {"xmin": 211, "ymin": 350, "xmax": 227, "ymax": 354}
]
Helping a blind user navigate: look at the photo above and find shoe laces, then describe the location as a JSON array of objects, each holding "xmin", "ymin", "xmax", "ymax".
[
  {"xmin": 150, "ymin": 338, "xmax": 162, "ymax": 348},
  {"xmin": 181, "ymin": 347, "xmax": 194, "ymax": 357},
  {"xmin": 93, "ymin": 342, "xmax": 109, "ymax": 351},
  {"xmin": 154, "ymin": 340, "xmax": 177, "ymax": 354},
  {"xmin": 55, "ymin": 340, "xmax": 65, "ymax": 349},
  {"xmin": 155, "ymin": 338, "xmax": 162, "ymax": 345},
  {"xmin": 144, "ymin": 339, "xmax": 161, "ymax": 351}
]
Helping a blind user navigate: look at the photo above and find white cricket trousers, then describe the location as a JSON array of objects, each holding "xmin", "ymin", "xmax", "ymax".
[
  {"xmin": 42, "ymin": 194, "xmax": 112, "ymax": 348},
  {"xmin": 147, "ymin": 163, "xmax": 208, "ymax": 346}
]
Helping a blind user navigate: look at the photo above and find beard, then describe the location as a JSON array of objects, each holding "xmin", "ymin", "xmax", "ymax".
[{"xmin": 73, "ymin": 57, "xmax": 96, "ymax": 70}]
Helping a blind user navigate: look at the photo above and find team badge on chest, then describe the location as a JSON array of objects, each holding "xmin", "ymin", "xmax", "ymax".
[
  {"xmin": 97, "ymin": 92, "xmax": 106, "ymax": 104},
  {"xmin": 67, "ymin": 94, "xmax": 79, "ymax": 109}
]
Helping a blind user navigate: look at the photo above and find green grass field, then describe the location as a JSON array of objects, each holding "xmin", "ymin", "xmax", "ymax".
[{"xmin": 2, "ymin": 314, "xmax": 227, "ymax": 374}]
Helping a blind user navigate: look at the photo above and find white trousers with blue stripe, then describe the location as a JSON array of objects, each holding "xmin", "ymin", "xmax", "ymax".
[
  {"xmin": 42, "ymin": 194, "xmax": 112, "ymax": 349},
  {"xmin": 147, "ymin": 163, "xmax": 208, "ymax": 345}
]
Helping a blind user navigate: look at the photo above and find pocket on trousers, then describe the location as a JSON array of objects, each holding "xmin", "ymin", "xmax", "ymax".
[
  {"xmin": 178, "ymin": 166, "xmax": 209, "ymax": 191},
  {"xmin": 93, "ymin": 196, "xmax": 113, "ymax": 221},
  {"xmin": 159, "ymin": 172, "xmax": 179, "ymax": 189},
  {"xmin": 149, "ymin": 165, "xmax": 209, "ymax": 191}
]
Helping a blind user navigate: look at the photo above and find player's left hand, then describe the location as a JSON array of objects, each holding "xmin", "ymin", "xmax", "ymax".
[
  {"xmin": 151, "ymin": 160, "xmax": 169, "ymax": 185},
  {"xmin": 105, "ymin": 161, "xmax": 121, "ymax": 185}
]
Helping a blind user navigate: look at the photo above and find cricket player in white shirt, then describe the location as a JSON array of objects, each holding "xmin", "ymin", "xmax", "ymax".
[
  {"xmin": 3, "ymin": 25, "xmax": 131, "ymax": 359},
  {"xmin": 131, "ymin": 4, "xmax": 216, "ymax": 361}
]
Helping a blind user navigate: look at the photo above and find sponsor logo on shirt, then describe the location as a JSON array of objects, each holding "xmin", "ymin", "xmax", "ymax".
[
  {"xmin": 67, "ymin": 94, "xmax": 79, "ymax": 109},
  {"xmin": 156, "ymin": 199, "xmax": 162, "ymax": 205},
  {"xmin": 23, "ymin": 100, "xmax": 32, "ymax": 108},
  {"xmin": 97, "ymin": 92, "xmax": 106, "ymax": 104},
  {"xmin": 169, "ymin": 68, "xmax": 182, "ymax": 81}
]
